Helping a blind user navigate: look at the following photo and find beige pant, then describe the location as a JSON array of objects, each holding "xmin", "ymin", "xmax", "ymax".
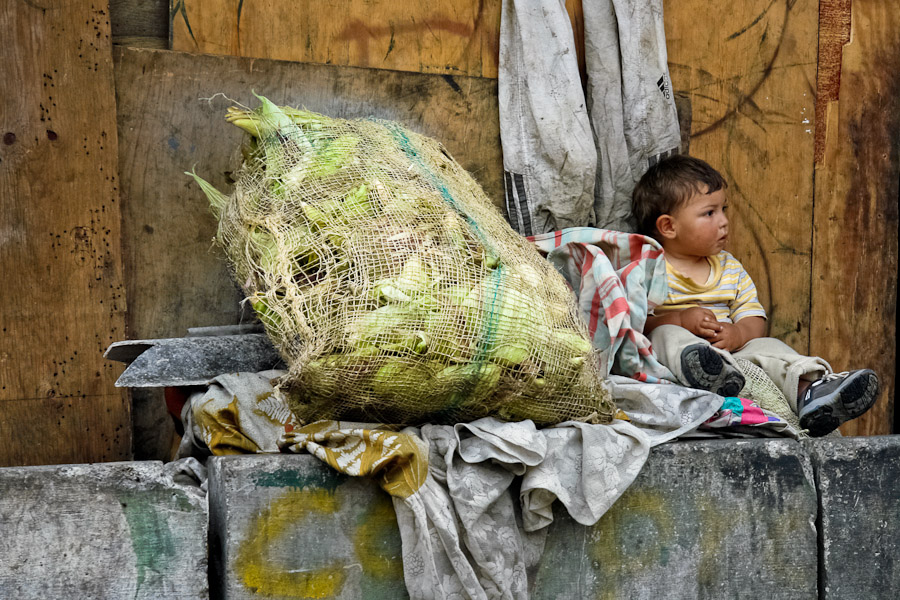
[{"xmin": 649, "ymin": 325, "xmax": 831, "ymax": 412}]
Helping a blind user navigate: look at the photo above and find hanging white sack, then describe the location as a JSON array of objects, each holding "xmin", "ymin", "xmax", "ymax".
[
  {"xmin": 583, "ymin": 0, "xmax": 682, "ymax": 232},
  {"xmin": 498, "ymin": 0, "xmax": 597, "ymax": 236}
]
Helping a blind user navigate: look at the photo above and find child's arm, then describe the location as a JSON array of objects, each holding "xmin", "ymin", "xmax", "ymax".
[
  {"xmin": 708, "ymin": 316, "xmax": 767, "ymax": 351},
  {"xmin": 645, "ymin": 307, "xmax": 721, "ymax": 338}
]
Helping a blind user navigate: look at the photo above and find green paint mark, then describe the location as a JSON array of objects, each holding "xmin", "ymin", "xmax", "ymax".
[
  {"xmin": 354, "ymin": 496, "xmax": 406, "ymax": 598},
  {"xmin": 120, "ymin": 493, "xmax": 178, "ymax": 597},
  {"xmin": 253, "ymin": 468, "xmax": 343, "ymax": 494},
  {"xmin": 384, "ymin": 24, "xmax": 396, "ymax": 61}
]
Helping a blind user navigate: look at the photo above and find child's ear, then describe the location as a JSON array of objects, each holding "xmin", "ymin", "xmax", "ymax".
[{"xmin": 656, "ymin": 214, "xmax": 677, "ymax": 239}]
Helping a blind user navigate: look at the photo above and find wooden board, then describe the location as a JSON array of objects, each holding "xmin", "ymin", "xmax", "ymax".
[
  {"xmin": 0, "ymin": 2, "xmax": 131, "ymax": 465},
  {"xmin": 171, "ymin": 0, "xmax": 503, "ymax": 77},
  {"xmin": 663, "ymin": 0, "xmax": 819, "ymax": 353},
  {"xmin": 168, "ymin": 0, "xmax": 592, "ymax": 80},
  {"xmin": 109, "ymin": 0, "xmax": 169, "ymax": 48},
  {"xmin": 113, "ymin": 47, "xmax": 501, "ymax": 343},
  {"xmin": 811, "ymin": 0, "xmax": 898, "ymax": 436}
]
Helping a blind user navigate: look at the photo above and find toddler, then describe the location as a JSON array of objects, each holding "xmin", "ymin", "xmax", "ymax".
[{"xmin": 631, "ymin": 155, "xmax": 878, "ymax": 436}]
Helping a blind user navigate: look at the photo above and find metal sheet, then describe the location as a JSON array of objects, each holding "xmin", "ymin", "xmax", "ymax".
[{"xmin": 105, "ymin": 334, "xmax": 284, "ymax": 388}]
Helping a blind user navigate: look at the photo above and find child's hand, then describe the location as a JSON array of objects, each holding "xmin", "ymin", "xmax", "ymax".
[
  {"xmin": 709, "ymin": 322, "xmax": 745, "ymax": 351},
  {"xmin": 680, "ymin": 307, "xmax": 722, "ymax": 339}
]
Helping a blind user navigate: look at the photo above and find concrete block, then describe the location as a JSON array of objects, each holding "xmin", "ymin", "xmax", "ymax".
[
  {"xmin": 532, "ymin": 439, "xmax": 819, "ymax": 599},
  {"xmin": 208, "ymin": 455, "xmax": 406, "ymax": 599},
  {"xmin": 806, "ymin": 436, "xmax": 900, "ymax": 599},
  {"xmin": 0, "ymin": 461, "xmax": 208, "ymax": 599}
]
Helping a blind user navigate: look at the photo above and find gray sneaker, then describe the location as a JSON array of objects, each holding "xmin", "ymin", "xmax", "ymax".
[
  {"xmin": 798, "ymin": 369, "xmax": 879, "ymax": 436},
  {"xmin": 680, "ymin": 343, "xmax": 745, "ymax": 397}
]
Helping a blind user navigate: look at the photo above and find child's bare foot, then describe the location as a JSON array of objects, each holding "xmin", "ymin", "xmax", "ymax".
[
  {"xmin": 798, "ymin": 370, "xmax": 879, "ymax": 436},
  {"xmin": 680, "ymin": 343, "xmax": 745, "ymax": 397}
]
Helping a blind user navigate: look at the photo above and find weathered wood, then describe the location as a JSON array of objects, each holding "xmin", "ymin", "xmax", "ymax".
[
  {"xmin": 110, "ymin": 0, "xmax": 169, "ymax": 47},
  {"xmin": 663, "ymin": 0, "xmax": 819, "ymax": 352},
  {"xmin": 167, "ymin": 0, "xmax": 595, "ymax": 81},
  {"xmin": 171, "ymin": 0, "xmax": 503, "ymax": 78},
  {"xmin": 811, "ymin": 0, "xmax": 898, "ymax": 436},
  {"xmin": 814, "ymin": 0, "xmax": 851, "ymax": 165},
  {"xmin": 0, "ymin": 1, "xmax": 131, "ymax": 465},
  {"xmin": 113, "ymin": 47, "xmax": 502, "ymax": 345}
]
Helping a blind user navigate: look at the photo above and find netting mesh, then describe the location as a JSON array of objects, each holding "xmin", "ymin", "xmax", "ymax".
[
  {"xmin": 197, "ymin": 97, "xmax": 614, "ymax": 426},
  {"xmin": 734, "ymin": 357, "xmax": 806, "ymax": 437}
]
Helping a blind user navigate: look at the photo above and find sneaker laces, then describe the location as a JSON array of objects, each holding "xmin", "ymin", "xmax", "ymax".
[
  {"xmin": 818, "ymin": 371, "xmax": 850, "ymax": 383},
  {"xmin": 803, "ymin": 371, "xmax": 850, "ymax": 402}
]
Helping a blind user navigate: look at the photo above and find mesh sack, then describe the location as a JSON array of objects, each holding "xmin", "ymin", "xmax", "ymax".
[
  {"xmin": 734, "ymin": 357, "xmax": 807, "ymax": 437},
  {"xmin": 190, "ymin": 96, "xmax": 614, "ymax": 426}
]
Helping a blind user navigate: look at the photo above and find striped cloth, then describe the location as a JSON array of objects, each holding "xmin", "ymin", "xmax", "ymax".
[{"xmin": 529, "ymin": 227, "xmax": 676, "ymax": 383}]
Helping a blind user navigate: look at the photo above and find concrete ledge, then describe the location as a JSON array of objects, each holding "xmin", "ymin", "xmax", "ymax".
[
  {"xmin": 208, "ymin": 455, "xmax": 406, "ymax": 599},
  {"xmin": 207, "ymin": 440, "xmax": 821, "ymax": 599},
  {"xmin": 534, "ymin": 439, "xmax": 819, "ymax": 599},
  {"xmin": 2, "ymin": 437, "xmax": 897, "ymax": 598},
  {"xmin": 0, "ymin": 461, "xmax": 208, "ymax": 599},
  {"xmin": 806, "ymin": 436, "xmax": 900, "ymax": 599}
]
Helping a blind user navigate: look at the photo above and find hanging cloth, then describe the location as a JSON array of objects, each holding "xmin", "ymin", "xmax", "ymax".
[{"xmin": 499, "ymin": 0, "xmax": 682, "ymax": 234}]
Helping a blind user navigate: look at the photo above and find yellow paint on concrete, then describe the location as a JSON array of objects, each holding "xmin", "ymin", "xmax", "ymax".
[{"xmin": 236, "ymin": 488, "xmax": 346, "ymax": 598}]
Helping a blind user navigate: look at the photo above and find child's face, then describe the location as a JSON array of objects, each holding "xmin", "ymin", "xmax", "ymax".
[{"xmin": 663, "ymin": 187, "xmax": 730, "ymax": 257}]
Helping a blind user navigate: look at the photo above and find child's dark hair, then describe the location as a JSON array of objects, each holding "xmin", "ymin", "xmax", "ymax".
[{"xmin": 632, "ymin": 155, "xmax": 728, "ymax": 238}]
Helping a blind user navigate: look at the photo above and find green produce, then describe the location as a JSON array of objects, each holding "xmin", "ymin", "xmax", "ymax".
[{"xmin": 187, "ymin": 95, "xmax": 614, "ymax": 426}]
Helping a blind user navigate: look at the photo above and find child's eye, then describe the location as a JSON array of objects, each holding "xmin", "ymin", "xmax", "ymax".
[{"xmin": 722, "ymin": 205, "xmax": 729, "ymax": 212}]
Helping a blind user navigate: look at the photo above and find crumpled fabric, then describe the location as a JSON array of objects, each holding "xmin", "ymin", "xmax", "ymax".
[{"xmin": 278, "ymin": 414, "xmax": 650, "ymax": 600}]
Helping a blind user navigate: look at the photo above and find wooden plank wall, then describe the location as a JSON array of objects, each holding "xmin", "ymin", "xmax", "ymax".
[
  {"xmin": 810, "ymin": 0, "xmax": 898, "ymax": 436},
  {"xmin": 0, "ymin": 2, "xmax": 132, "ymax": 465},
  {"xmin": 169, "ymin": 0, "xmax": 587, "ymax": 78},
  {"xmin": 664, "ymin": 0, "xmax": 819, "ymax": 354},
  {"xmin": 0, "ymin": 0, "xmax": 889, "ymax": 468},
  {"xmin": 171, "ymin": 0, "xmax": 503, "ymax": 77}
]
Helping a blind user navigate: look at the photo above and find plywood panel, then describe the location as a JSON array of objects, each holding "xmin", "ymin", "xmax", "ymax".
[
  {"xmin": 114, "ymin": 47, "xmax": 501, "ymax": 343},
  {"xmin": 811, "ymin": 0, "xmax": 898, "ymax": 436},
  {"xmin": 663, "ymin": 0, "xmax": 819, "ymax": 352},
  {"xmin": 0, "ymin": 2, "xmax": 131, "ymax": 465},
  {"xmin": 171, "ymin": 0, "xmax": 502, "ymax": 77}
]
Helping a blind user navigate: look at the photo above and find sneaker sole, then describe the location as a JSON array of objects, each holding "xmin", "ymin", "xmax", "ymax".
[
  {"xmin": 800, "ymin": 371, "xmax": 879, "ymax": 436},
  {"xmin": 681, "ymin": 344, "xmax": 745, "ymax": 396}
]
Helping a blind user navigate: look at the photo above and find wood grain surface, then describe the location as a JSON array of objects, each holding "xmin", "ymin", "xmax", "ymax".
[
  {"xmin": 168, "ymin": 0, "xmax": 592, "ymax": 80},
  {"xmin": 0, "ymin": 1, "xmax": 131, "ymax": 465},
  {"xmin": 171, "ymin": 0, "xmax": 503, "ymax": 77},
  {"xmin": 664, "ymin": 0, "xmax": 819, "ymax": 353},
  {"xmin": 114, "ymin": 47, "xmax": 501, "ymax": 345},
  {"xmin": 811, "ymin": 0, "xmax": 898, "ymax": 436}
]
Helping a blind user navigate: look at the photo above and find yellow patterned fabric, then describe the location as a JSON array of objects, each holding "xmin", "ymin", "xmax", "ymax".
[
  {"xmin": 280, "ymin": 421, "xmax": 428, "ymax": 499},
  {"xmin": 184, "ymin": 371, "xmax": 428, "ymax": 498}
]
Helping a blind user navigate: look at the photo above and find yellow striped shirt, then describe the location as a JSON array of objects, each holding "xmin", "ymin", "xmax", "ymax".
[{"xmin": 654, "ymin": 251, "xmax": 767, "ymax": 323}]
